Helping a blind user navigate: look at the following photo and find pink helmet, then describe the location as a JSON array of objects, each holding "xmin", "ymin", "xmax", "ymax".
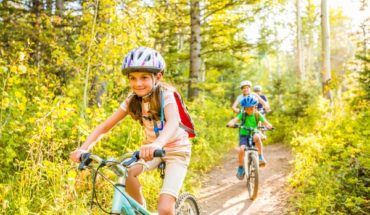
[{"xmin": 121, "ymin": 47, "xmax": 166, "ymax": 75}]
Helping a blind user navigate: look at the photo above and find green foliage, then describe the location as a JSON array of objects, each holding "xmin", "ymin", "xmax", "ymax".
[
  {"xmin": 287, "ymin": 97, "xmax": 369, "ymax": 214},
  {"xmin": 266, "ymin": 75, "xmax": 321, "ymax": 144},
  {"xmin": 357, "ymin": 55, "xmax": 370, "ymax": 100},
  {"xmin": 1, "ymin": 0, "xmax": 367, "ymax": 214}
]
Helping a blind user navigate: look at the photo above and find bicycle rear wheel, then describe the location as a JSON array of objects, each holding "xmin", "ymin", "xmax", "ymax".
[
  {"xmin": 175, "ymin": 192, "xmax": 200, "ymax": 215},
  {"xmin": 246, "ymin": 154, "xmax": 259, "ymax": 200}
]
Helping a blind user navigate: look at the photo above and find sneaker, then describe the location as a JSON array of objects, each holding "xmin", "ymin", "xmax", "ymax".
[
  {"xmin": 259, "ymin": 155, "xmax": 267, "ymax": 167},
  {"xmin": 236, "ymin": 166, "xmax": 245, "ymax": 180}
]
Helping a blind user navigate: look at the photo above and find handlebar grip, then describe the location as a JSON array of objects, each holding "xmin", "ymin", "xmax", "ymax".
[
  {"xmin": 123, "ymin": 149, "xmax": 166, "ymax": 167},
  {"xmin": 134, "ymin": 149, "xmax": 166, "ymax": 160},
  {"xmin": 153, "ymin": 149, "xmax": 166, "ymax": 157},
  {"xmin": 258, "ymin": 126, "xmax": 275, "ymax": 131},
  {"xmin": 226, "ymin": 124, "xmax": 239, "ymax": 128},
  {"xmin": 80, "ymin": 153, "xmax": 90, "ymax": 161},
  {"xmin": 78, "ymin": 153, "xmax": 92, "ymax": 171}
]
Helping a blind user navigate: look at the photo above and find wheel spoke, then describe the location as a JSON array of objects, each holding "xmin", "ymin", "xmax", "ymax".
[{"xmin": 175, "ymin": 193, "xmax": 200, "ymax": 215}]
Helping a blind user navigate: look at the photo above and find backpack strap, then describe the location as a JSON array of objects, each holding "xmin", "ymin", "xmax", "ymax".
[
  {"xmin": 241, "ymin": 109, "xmax": 246, "ymax": 126},
  {"xmin": 153, "ymin": 89, "xmax": 164, "ymax": 137},
  {"xmin": 241, "ymin": 110, "xmax": 259, "ymax": 125},
  {"xmin": 240, "ymin": 111, "xmax": 259, "ymax": 135},
  {"xmin": 255, "ymin": 112, "xmax": 259, "ymax": 123},
  {"xmin": 179, "ymin": 124, "xmax": 195, "ymax": 134},
  {"xmin": 153, "ymin": 89, "xmax": 196, "ymax": 138}
]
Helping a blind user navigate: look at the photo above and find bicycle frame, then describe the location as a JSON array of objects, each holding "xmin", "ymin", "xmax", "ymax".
[
  {"xmin": 79, "ymin": 153, "xmax": 157, "ymax": 215},
  {"xmin": 243, "ymin": 135, "xmax": 259, "ymax": 170}
]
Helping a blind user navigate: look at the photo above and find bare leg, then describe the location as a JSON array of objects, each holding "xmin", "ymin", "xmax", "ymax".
[
  {"xmin": 253, "ymin": 134, "xmax": 263, "ymax": 155},
  {"xmin": 239, "ymin": 145, "xmax": 246, "ymax": 166},
  {"xmin": 126, "ymin": 165, "xmax": 145, "ymax": 206},
  {"xmin": 158, "ymin": 193, "xmax": 176, "ymax": 215}
]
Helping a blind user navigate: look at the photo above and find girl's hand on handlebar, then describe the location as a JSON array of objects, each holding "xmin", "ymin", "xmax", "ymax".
[
  {"xmin": 140, "ymin": 142, "xmax": 162, "ymax": 161},
  {"xmin": 69, "ymin": 149, "xmax": 88, "ymax": 163}
]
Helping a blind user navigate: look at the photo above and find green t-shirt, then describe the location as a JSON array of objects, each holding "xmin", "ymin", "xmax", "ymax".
[{"xmin": 237, "ymin": 112, "xmax": 266, "ymax": 136}]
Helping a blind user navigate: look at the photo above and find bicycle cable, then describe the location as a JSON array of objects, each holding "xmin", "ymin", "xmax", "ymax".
[
  {"xmin": 91, "ymin": 163, "xmax": 113, "ymax": 214},
  {"xmin": 90, "ymin": 161, "xmax": 141, "ymax": 214}
]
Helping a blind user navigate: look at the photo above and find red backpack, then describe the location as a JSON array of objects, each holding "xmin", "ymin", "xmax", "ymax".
[
  {"xmin": 174, "ymin": 91, "xmax": 196, "ymax": 138},
  {"xmin": 153, "ymin": 89, "xmax": 196, "ymax": 138}
]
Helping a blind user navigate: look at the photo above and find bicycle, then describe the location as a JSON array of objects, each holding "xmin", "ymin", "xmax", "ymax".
[
  {"xmin": 77, "ymin": 149, "xmax": 200, "ymax": 215},
  {"xmin": 227, "ymin": 125, "xmax": 273, "ymax": 200}
]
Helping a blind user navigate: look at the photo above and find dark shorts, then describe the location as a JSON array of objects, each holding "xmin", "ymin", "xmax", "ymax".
[{"xmin": 239, "ymin": 135, "xmax": 252, "ymax": 147}]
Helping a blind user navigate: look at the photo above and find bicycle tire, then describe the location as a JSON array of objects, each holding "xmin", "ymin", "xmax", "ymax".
[
  {"xmin": 175, "ymin": 192, "xmax": 200, "ymax": 215},
  {"xmin": 246, "ymin": 154, "xmax": 259, "ymax": 200}
]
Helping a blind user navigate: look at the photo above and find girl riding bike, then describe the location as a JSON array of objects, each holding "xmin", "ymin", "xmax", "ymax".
[
  {"xmin": 227, "ymin": 96, "xmax": 273, "ymax": 180},
  {"xmin": 70, "ymin": 47, "xmax": 192, "ymax": 215}
]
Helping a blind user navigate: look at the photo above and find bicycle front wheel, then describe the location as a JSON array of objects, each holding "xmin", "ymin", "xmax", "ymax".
[
  {"xmin": 246, "ymin": 154, "xmax": 259, "ymax": 200},
  {"xmin": 175, "ymin": 192, "xmax": 200, "ymax": 215}
]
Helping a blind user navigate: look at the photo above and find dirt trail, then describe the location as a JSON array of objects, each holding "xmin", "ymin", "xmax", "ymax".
[{"xmin": 198, "ymin": 143, "xmax": 293, "ymax": 215}]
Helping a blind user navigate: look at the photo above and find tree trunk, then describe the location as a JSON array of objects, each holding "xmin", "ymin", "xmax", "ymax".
[
  {"xmin": 82, "ymin": 1, "xmax": 99, "ymax": 117},
  {"xmin": 56, "ymin": 0, "xmax": 64, "ymax": 17},
  {"xmin": 296, "ymin": 0, "xmax": 305, "ymax": 81},
  {"xmin": 46, "ymin": 0, "xmax": 52, "ymax": 13},
  {"xmin": 321, "ymin": 0, "xmax": 332, "ymax": 101},
  {"xmin": 361, "ymin": 23, "xmax": 368, "ymax": 72},
  {"xmin": 306, "ymin": 0, "xmax": 315, "ymax": 81},
  {"xmin": 32, "ymin": 0, "xmax": 42, "ymax": 68},
  {"xmin": 188, "ymin": 0, "xmax": 201, "ymax": 100}
]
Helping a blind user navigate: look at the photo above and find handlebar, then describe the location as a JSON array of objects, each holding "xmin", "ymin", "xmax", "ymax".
[
  {"xmin": 122, "ymin": 150, "xmax": 165, "ymax": 167},
  {"xmin": 259, "ymin": 126, "xmax": 275, "ymax": 131},
  {"xmin": 226, "ymin": 125, "xmax": 258, "ymax": 132},
  {"xmin": 78, "ymin": 149, "xmax": 166, "ymax": 171},
  {"xmin": 226, "ymin": 124, "xmax": 274, "ymax": 131}
]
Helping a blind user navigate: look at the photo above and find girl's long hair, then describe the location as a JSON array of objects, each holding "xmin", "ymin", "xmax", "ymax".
[{"xmin": 127, "ymin": 82, "xmax": 174, "ymax": 123}]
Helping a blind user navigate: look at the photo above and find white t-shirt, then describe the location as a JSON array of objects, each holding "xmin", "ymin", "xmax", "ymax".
[{"xmin": 120, "ymin": 88, "xmax": 191, "ymax": 151}]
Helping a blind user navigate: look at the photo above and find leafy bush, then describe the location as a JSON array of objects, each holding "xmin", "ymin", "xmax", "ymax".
[{"xmin": 287, "ymin": 97, "xmax": 369, "ymax": 214}]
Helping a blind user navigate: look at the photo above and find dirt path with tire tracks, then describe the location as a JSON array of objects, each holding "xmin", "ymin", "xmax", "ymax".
[{"xmin": 198, "ymin": 143, "xmax": 293, "ymax": 215}]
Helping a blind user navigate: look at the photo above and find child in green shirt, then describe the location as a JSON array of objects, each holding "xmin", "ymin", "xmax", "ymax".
[{"xmin": 227, "ymin": 96, "xmax": 273, "ymax": 180}]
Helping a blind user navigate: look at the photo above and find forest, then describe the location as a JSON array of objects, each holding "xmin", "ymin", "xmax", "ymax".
[{"xmin": 0, "ymin": 0, "xmax": 369, "ymax": 214}]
